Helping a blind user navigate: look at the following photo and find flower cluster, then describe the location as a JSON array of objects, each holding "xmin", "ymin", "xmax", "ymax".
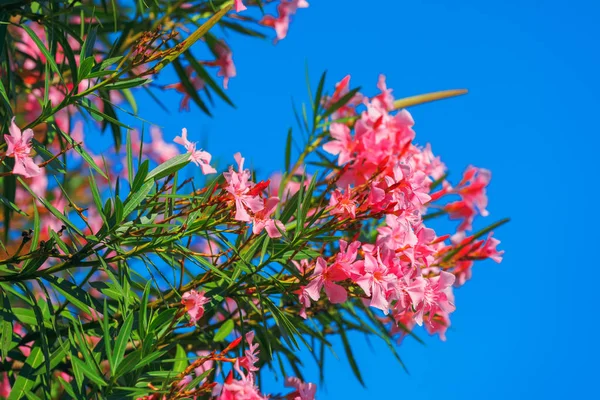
[
  {"xmin": 223, "ymin": 152, "xmax": 286, "ymax": 238},
  {"xmin": 294, "ymin": 75, "xmax": 504, "ymax": 340}
]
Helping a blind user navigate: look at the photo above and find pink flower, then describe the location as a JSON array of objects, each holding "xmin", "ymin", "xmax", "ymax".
[
  {"xmin": 373, "ymin": 74, "xmax": 394, "ymax": 111},
  {"xmin": 234, "ymin": 0, "xmax": 247, "ymax": 12},
  {"xmin": 456, "ymin": 166, "xmax": 491, "ymax": 217},
  {"xmin": 284, "ymin": 377, "xmax": 317, "ymax": 400},
  {"xmin": 329, "ymin": 186, "xmax": 356, "ymax": 219},
  {"xmin": 331, "ymin": 240, "xmax": 361, "ymax": 274},
  {"xmin": 444, "ymin": 200, "xmax": 478, "ymax": 231},
  {"xmin": 376, "ymin": 214, "xmax": 418, "ymax": 251},
  {"xmin": 149, "ymin": 126, "xmax": 179, "ymax": 164},
  {"xmin": 322, "ymin": 123, "xmax": 355, "ymax": 165},
  {"xmin": 223, "ymin": 153, "xmax": 264, "ymax": 222},
  {"xmin": 294, "ymin": 285, "xmax": 312, "ymax": 319},
  {"xmin": 193, "ymin": 350, "xmax": 215, "ymax": 383},
  {"xmin": 305, "ymin": 257, "xmax": 348, "ymax": 304},
  {"xmin": 393, "ymin": 269, "xmax": 426, "ymax": 313},
  {"xmin": 251, "ymin": 197, "xmax": 285, "ymax": 238},
  {"xmin": 322, "ymin": 75, "xmax": 362, "ymax": 120},
  {"xmin": 218, "ymin": 362, "xmax": 266, "ymax": 400},
  {"xmin": 205, "ymin": 40, "xmax": 236, "ymax": 89},
  {"xmin": 413, "ymin": 271, "xmax": 456, "ymax": 326},
  {"xmin": 4, "ymin": 117, "xmax": 41, "ymax": 178},
  {"xmin": 0, "ymin": 372, "xmax": 10, "ymax": 398},
  {"xmin": 470, "ymin": 232, "xmax": 504, "ymax": 263},
  {"xmin": 352, "ymin": 246, "xmax": 397, "ymax": 314},
  {"xmin": 424, "ymin": 310, "xmax": 451, "ymax": 341},
  {"xmin": 165, "ymin": 66, "xmax": 205, "ymax": 111},
  {"xmin": 238, "ymin": 331, "xmax": 260, "ymax": 372},
  {"xmin": 174, "ymin": 128, "xmax": 216, "ymax": 175},
  {"xmin": 181, "ymin": 290, "xmax": 210, "ymax": 325},
  {"xmin": 260, "ymin": 1, "xmax": 308, "ymax": 41}
]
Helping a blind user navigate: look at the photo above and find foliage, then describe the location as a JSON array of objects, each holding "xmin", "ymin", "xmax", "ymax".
[{"xmin": 0, "ymin": 1, "xmax": 506, "ymax": 399}]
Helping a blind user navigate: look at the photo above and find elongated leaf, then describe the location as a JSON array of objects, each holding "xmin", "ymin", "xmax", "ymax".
[
  {"xmin": 44, "ymin": 276, "xmax": 96, "ymax": 314},
  {"xmin": 172, "ymin": 344, "xmax": 187, "ymax": 373},
  {"xmin": 153, "ymin": 4, "xmax": 232, "ymax": 72},
  {"xmin": 214, "ymin": 319, "xmax": 234, "ymax": 342},
  {"xmin": 145, "ymin": 153, "xmax": 190, "ymax": 182},
  {"xmin": 21, "ymin": 24, "xmax": 63, "ymax": 84},
  {"xmin": 112, "ymin": 313, "xmax": 134, "ymax": 372},
  {"xmin": 8, "ymin": 347, "xmax": 44, "ymax": 400},
  {"xmin": 71, "ymin": 357, "xmax": 107, "ymax": 387},
  {"xmin": 393, "ymin": 89, "xmax": 468, "ymax": 110},
  {"xmin": 123, "ymin": 179, "xmax": 153, "ymax": 219}
]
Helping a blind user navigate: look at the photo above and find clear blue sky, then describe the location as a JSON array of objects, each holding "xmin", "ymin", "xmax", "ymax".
[{"xmin": 101, "ymin": 0, "xmax": 600, "ymax": 398}]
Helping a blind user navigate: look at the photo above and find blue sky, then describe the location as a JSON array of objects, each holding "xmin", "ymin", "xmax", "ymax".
[{"xmin": 99, "ymin": 0, "xmax": 600, "ymax": 398}]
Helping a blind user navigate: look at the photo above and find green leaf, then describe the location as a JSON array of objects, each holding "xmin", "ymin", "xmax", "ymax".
[
  {"xmin": 285, "ymin": 128, "xmax": 292, "ymax": 171},
  {"xmin": 172, "ymin": 58, "xmax": 210, "ymax": 115},
  {"xmin": 336, "ymin": 318, "xmax": 365, "ymax": 386},
  {"xmin": 112, "ymin": 313, "xmax": 134, "ymax": 372},
  {"xmin": 103, "ymin": 77, "xmax": 151, "ymax": 90},
  {"xmin": 321, "ymin": 87, "xmax": 361, "ymax": 120},
  {"xmin": 0, "ymin": 292, "xmax": 14, "ymax": 360},
  {"xmin": 131, "ymin": 160, "xmax": 150, "ymax": 192},
  {"xmin": 172, "ymin": 344, "xmax": 187, "ymax": 373},
  {"xmin": 313, "ymin": 70, "xmax": 327, "ymax": 118},
  {"xmin": 78, "ymin": 56, "xmax": 95, "ymax": 82},
  {"xmin": 123, "ymin": 177, "xmax": 153, "ymax": 219},
  {"xmin": 71, "ymin": 357, "xmax": 107, "ymax": 387},
  {"xmin": 8, "ymin": 347, "xmax": 45, "ymax": 400},
  {"xmin": 214, "ymin": 319, "xmax": 234, "ymax": 342},
  {"xmin": 153, "ymin": 3, "xmax": 233, "ymax": 73},
  {"xmin": 145, "ymin": 153, "xmax": 190, "ymax": 182},
  {"xmin": 80, "ymin": 25, "xmax": 97, "ymax": 59},
  {"xmin": 21, "ymin": 24, "xmax": 64, "ymax": 84},
  {"xmin": 183, "ymin": 50, "xmax": 234, "ymax": 107},
  {"xmin": 44, "ymin": 276, "xmax": 96, "ymax": 314},
  {"xmin": 0, "ymin": 194, "xmax": 26, "ymax": 216}
]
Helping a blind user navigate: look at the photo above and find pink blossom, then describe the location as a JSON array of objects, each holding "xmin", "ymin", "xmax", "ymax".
[
  {"xmin": 193, "ymin": 350, "xmax": 215, "ymax": 383},
  {"xmin": 329, "ymin": 186, "xmax": 356, "ymax": 219},
  {"xmin": 322, "ymin": 75, "xmax": 362, "ymax": 120},
  {"xmin": 181, "ymin": 289, "xmax": 210, "ymax": 325},
  {"xmin": 149, "ymin": 126, "xmax": 179, "ymax": 164},
  {"xmin": 238, "ymin": 331, "xmax": 260, "ymax": 372},
  {"xmin": 444, "ymin": 200, "xmax": 478, "ymax": 232},
  {"xmin": 414, "ymin": 271, "xmax": 456, "ymax": 326},
  {"xmin": 470, "ymin": 232, "xmax": 504, "ymax": 263},
  {"xmin": 223, "ymin": 153, "xmax": 264, "ymax": 222},
  {"xmin": 331, "ymin": 240, "xmax": 361, "ymax": 274},
  {"xmin": 234, "ymin": 0, "xmax": 247, "ymax": 12},
  {"xmin": 165, "ymin": 66, "xmax": 205, "ymax": 111},
  {"xmin": 0, "ymin": 372, "xmax": 10, "ymax": 398},
  {"xmin": 284, "ymin": 377, "xmax": 317, "ymax": 400},
  {"xmin": 174, "ymin": 128, "xmax": 216, "ymax": 175},
  {"xmin": 4, "ymin": 117, "xmax": 41, "ymax": 178},
  {"xmin": 251, "ymin": 197, "xmax": 285, "ymax": 238},
  {"xmin": 294, "ymin": 285, "xmax": 312, "ymax": 319},
  {"xmin": 305, "ymin": 257, "xmax": 348, "ymax": 304},
  {"xmin": 373, "ymin": 74, "xmax": 394, "ymax": 111},
  {"xmin": 393, "ymin": 268, "xmax": 426, "ymax": 313},
  {"xmin": 424, "ymin": 309, "xmax": 451, "ymax": 341},
  {"xmin": 352, "ymin": 246, "xmax": 397, "ymax": 313},
  {"xmin": 260, "ymin": 1, "xmax": 309, "ymax": 41},
  {"xmin": 205, "ymin": 40, "xmax": 236, "ymax": 89},
  {"xmin": 456, "ymin": 166, "xmax": 491, "ymax": 217},
  {"xmin": 322, "ymin": 123, "xmax": 355, "ymax": 165},
  {"xmin": 377, "ymin": 214, "xmax": 418, "ymax": 251},
  {"xmin": 218, "ymin": 362, "xmax": 266, "ymax": 400}
]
